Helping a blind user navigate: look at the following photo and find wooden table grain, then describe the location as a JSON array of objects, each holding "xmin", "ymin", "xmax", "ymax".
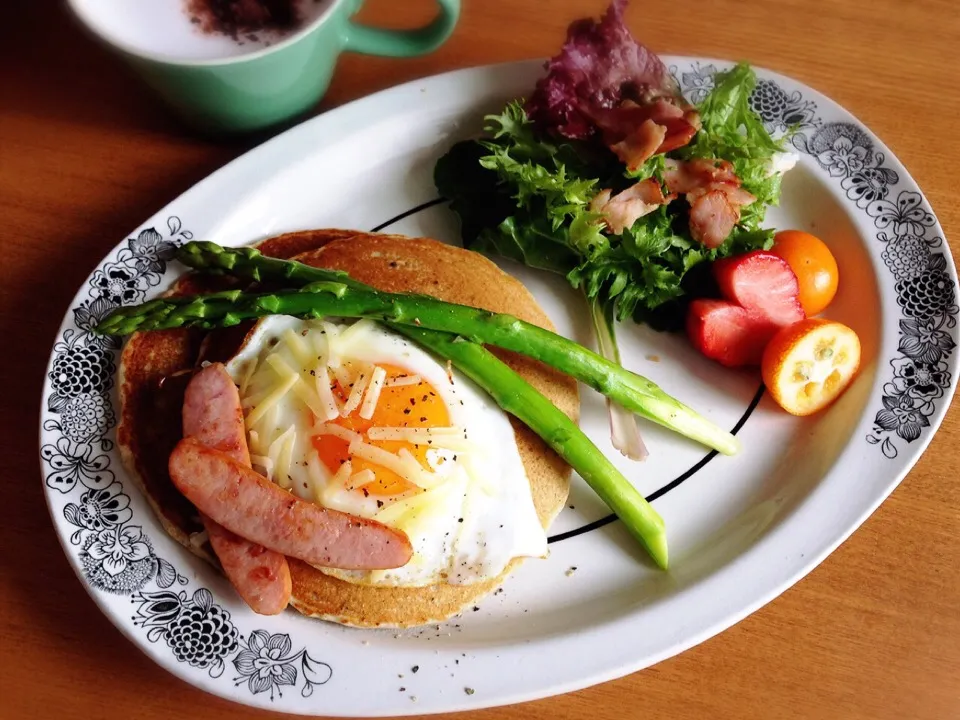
[{"xmin": 4, "ymin": 0, "xmax": 960, "ymax": 718}]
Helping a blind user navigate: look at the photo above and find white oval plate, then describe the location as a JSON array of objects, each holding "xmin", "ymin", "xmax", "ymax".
[{"xmin": 40, "ymin": 59, "xmax": 957, "ymax": 716}]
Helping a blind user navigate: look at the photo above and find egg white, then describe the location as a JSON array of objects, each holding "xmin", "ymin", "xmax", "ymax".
[{"xmin": 225, "ymin": 316, "xmax": 548, "ymax": 587}]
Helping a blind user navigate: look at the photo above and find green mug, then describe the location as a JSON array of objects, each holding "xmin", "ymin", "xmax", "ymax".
[{"xmin": 66, "ymin": 0, "xmax": 461, "ymax": 133}]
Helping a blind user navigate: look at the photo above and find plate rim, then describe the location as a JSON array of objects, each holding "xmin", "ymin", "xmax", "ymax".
[{"xmin": 38, "ymin": 56, "xmax": 958, "ymax": 716}]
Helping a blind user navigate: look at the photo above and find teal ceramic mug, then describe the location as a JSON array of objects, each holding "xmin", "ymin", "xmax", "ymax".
[{"xmin": 66, "ymin": 0, "xmax": 460, "ymax": 133}]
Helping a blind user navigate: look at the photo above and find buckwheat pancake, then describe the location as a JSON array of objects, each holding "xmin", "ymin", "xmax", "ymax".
[{"xmin": 117, "ymin": 230, "xmax": 579, "ymax": 627}]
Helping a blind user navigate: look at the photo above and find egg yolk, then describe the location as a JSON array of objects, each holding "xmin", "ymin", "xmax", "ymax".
[{"xmin": 311, "ymin": 364, "xmax": 451, "ymax": 496}]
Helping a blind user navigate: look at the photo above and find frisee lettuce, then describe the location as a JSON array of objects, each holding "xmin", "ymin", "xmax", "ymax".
[{"xmin": 434, "ymin": 62, "xmax": 786, "ymax": 332}]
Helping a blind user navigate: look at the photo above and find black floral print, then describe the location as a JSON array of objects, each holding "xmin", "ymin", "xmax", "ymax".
[
  {"xmin": 129, "ymin": 228, "xmax": 178, "ymax": 275},
  {"xmin": 90, "ymin": 260, "xmax": 151, "ymax": 305},
  {"xmin": 841, "ymin": 166, "xmax": 898, "ymax": 208},
  {"xmin": 80, "ymin": 525, "xmax": 157, "ymax": 594},
  {"xmin": 679, "ymin": 63, "xmax": 717, "ymax": 104},
  {"xmin": 896, "ymin": 265, "xmax": 956, "ymax": 321},
  {"xmin": 881, "ymin": 235, "xmax": 931, "ymax": 280},
  {"xmin": 74, "ymin": 297, "xmax": 122, "ymax": 350},
  {"xmin": 886, "ymin": 357, "xmax": 951, "ymax": 402},
  {"xmin": 868, "ymin": 191, "xmax": 937, "ymax": 238},
  {"xmin": 874, "ymin": 393, "xmax": 930, "ymax": 442},
  {"xmin": 48, "ymin": 334, "xmax": 115, "ymax": 408},
  {"xmin": 37, "ymin": 66, "xmax": 955, "ymax": 708},
  {"xmin": 41, "ymin": 215, "xmax": 332, "ymax": 702},
  {"xmin": 749, "ymin": 78, "xmax": 818, "ymax": 131},
  {"xmin": 233, "ymin": 630, "xmax": 332, "ymax": 700},
  {"xmin": 897, "ymin": 316, "xmax": 956, "ymax": 365},
  {"xmin": 167, "ymin": 592, "xmax": 239, "ymax": 669},
  {"xmin": 64, "ymin": 481, "xmax": 132, "ymax": 542},
  {"xmin": 748, "ymin": 83, "xmax": 957, "ymax": 458},
  {"xmin": 60, "ymin": 392, "xmax": 116, "ymax": 443}
]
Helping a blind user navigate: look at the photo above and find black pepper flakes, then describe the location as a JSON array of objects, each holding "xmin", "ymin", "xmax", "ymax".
[
  {"xmin": 464, "ymin": 687, "xmax": 475, "ymax": 696},
  {"xmin": 411, "ymin": 665, "xmax": 419, "ymax": 674},
  {"xmin": 377, "ymin": 500, "xmax": 384, "ymax": 508}
]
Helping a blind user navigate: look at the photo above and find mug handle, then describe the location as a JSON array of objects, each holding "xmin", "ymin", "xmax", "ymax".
[{"xmin": 343, "ymin": 0, "xmax": 460, "ymax": 57}]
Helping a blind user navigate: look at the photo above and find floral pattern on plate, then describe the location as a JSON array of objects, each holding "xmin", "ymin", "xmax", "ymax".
[{"xmin": 41, "ymin": 216, "xmax": 331, "ymax": 700}]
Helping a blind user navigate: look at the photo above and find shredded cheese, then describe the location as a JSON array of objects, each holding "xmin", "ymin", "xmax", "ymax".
[
  {"xmin": 366, "ymin": 425, "xmax": 475, "ymax": 451},
  {"xmin": 309, "ymin": 324, "xmax": 329, "ymax": 358},
  {"xmin": 331, "ymin": 363, "xmax": 353, "ymax": 392},
  {"xmin": 367, "ymin": 426, "xmax": 463, "ymax": 441},
  {"xmin": 245, "ymin": 372, "xmax": 297, "ymax": 426},
  {"xmin": 348, "ymin": 438, "xmax": 438, "ymax": 489},
  {"xmin": 384, "ymin": 374, "xmax": 422, "ymax": 388},
  {"xmin": 281, "ymin": 328, "xmax": 311, "ymax": 367},
  {"xmin": 313, "ymin": 366, "xmax": 340, "ymax": 421},
  {"xmin": 312, "ymin": 422, "xmax": 362, "ymax": 445},
  {"xmin": 237, "ymin": 358, "xmax": 258, "ymax": 397},
  {"xmin": 341, "ymin": 366, "xmax": 371, "ymax": 417},
  {"xmin": 374, "ymin": 472, "xmax": 466, "ymax": 536},
  {"xmin": 305, "ymin": 450, "xmax": 328, "ymax": 505},
  {"xmin": 337, "ymin": 319, "xmax": 376, "ymax": 353},
  {"xmin": 347, "ymin": 469, "xmax": 376, "ymax": 489},
  {"xmin": 321, "ymin": 321, "xmax": 342, "ymax": 368},
  {"xmin": 330, "ymin": 459, "xmax": 353, "ymax": 488},
  {"xmin": 267, "ymin": 425, "xmax": 297, "ymax": 489},
  {"xmin": 396, "ymin": 448, "xmax": 444, "ymax": 490},
  {"xmin": 248, "ymin": 429, "xmax": 262, "ymax": 456},
  {"xmin": 290, "ymin": 375, "xmax": 329, "ymax": 422},
  {"xmin": 359, "ymin": 365, "xmax": 387, "ymax": 420},
  {"xmin": 319, "ymin": 460, "xmax": 353, "ymax": 509},
  {"xmin": 250, "ymin": 453, "xmax": 275, "ymax": 480}
]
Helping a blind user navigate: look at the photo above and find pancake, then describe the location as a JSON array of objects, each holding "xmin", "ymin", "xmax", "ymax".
[{"xmin": 117, "ymin": 230, "xmax": 579, "ymax": 626}]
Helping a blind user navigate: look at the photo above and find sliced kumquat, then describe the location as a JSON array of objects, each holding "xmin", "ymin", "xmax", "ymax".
[{"xmin": 761, "ymin": 318, "xmax": 861, "ymax": 416}]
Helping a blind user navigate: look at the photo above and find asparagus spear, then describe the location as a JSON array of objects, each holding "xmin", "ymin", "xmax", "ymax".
[
  {"xmin": 95, "ymin": 250, "xmax": 671, "ymax": 567},
  {"xmin": 97, "ymin": 241, "xmax": 739, "ymax": 456},
  {"xmin": 407, "ymin": 328, "xmax": 667, "ymax": 568}
]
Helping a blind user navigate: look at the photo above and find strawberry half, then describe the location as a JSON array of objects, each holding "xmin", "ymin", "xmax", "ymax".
[
  {"xmin": 712, "ymin": 250, "xmax": 805, "ymax": 325},
  {"xmin": 686, "ymin": 299, "xmax": 782, "ymax": 367}
]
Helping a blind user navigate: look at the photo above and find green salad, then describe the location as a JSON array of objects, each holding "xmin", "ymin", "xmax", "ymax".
[{"xmin": 435, "ymin": 0, "xmax": 794, "ymax": 457}]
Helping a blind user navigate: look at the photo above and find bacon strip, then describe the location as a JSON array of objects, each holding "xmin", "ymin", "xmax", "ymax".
[
  {"xmin": 590, "ymin": 178, "xmax": 668, "ymax": 234},
  {"xmin": 592, "ymin": 98, "xmax": 701, "ymax": 169},
  {"xmin": 183, "ymin": 363, "xmax": 291, "ymax": 616},
  {"xmin": 665, "ymin": 157, "xmax": 737, "ymax": 194},
  {"xmin": 688, "ymin": 190, "xmax": 739, "ymax": 248},
  {"xmin": 609, "ymin": 119, "xmax": 667, "ymax": 171},
  {"xmin": 169, "ymin": 438, "xmax": 414, "ymax": 571},
  {"xmin": 664, "ymin": 159, "xmax": 756, "ymax": 248}
]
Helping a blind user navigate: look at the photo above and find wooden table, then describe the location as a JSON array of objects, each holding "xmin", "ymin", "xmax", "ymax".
[{"xmin": 4, "ymin": 0, "xmax": 959, "ymax": 718}]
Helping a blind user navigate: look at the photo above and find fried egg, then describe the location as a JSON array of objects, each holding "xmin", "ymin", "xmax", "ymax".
[{"xmin": 225, "ymin": 316, "xmax": 547, "ymax": 587}]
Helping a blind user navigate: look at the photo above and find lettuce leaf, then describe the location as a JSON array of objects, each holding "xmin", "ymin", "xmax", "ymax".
[
  {"xmin": 679, "ymin": 62, "xmax": 786, "ymax": 228},
  {"xmin": 434, "ymin": 63, "xmax": 784, "ymax": 332},
  {"xmin": 525, "ymin": 0, "xmax": 679, "ymax": 140}
]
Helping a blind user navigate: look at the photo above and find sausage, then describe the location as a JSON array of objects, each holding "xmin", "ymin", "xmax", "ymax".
[
  {"xmin": 182, "ymin": 363, "xmax": 291, "ymax": 615},
  {"xmin": 183, "ymin": 362, "xmax": 251, "ymax": 466},
  {"xmin": 202, "ymin": 522, "xmax": 292, "ymax": 612},
  {"xmin": 169, "ymin": 437, "xmax": 414, "ymax": 570}
]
